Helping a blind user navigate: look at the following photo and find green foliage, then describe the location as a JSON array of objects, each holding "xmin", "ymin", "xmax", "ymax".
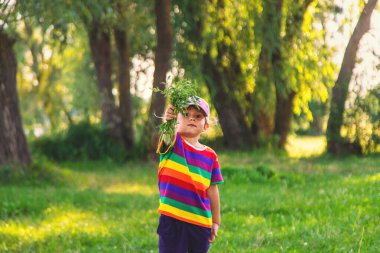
[
  {"xmin": 112, "ymin": 0, "xmax": 155, "ymax": 56},
  {"xmin": 16, "ymin": 22, "xmax": 101, "ymax": 135},
  {"xmin": 0, "ymin": 155, "xmax": 65, "ymax": 185},
  {"xmin": 173, "ymin": 0, "xmax": 258, "ymax": 113},
  {"xmin": 14, "ymin": 0, "xmax": 155, "ymax": 136},
  {"xmin": 222, "ymin": 164, "xmax": 277, "ymax": 183},
  {"xmin": 154, "ymin": 79, "xmax": 199, "ymax": 145},
  {"xmin": 293, "ymin": 100, "xmax": 329, "ymax": 136},
  {"xmin": 255, "ymin": 164, "xmax": 276, "ymax": 179},
  {"xmin": 343, "ymin": 86, "xmax": 380, "ymax": 154},
  {"xmin": 0, "ymin": 165, "xmax": 27, "ymax": 185},
  {"xmin": 31, "ymin": 121, "xmax": 128, "ymax": 161},
  {"xmin": 17, "ymin": 0, "xmax": 76, "ymax": 44},
  {"xmin": 173, "ymin": 0, "xmax": 336, "ymax": 144},
  {"xmin": 0, "ymin": 1, "xmax": 19, "ymax": 35},
  {"xmin": 283, "ymin": 2, "xmax": 336, "ymax": 120},
  {"xmin": 70, "ymin": 0, "xmax": 155, "ymax": 56},
  {"xmin": 6, "ymin": 0, "xmax": 376, "ymax": 157}
]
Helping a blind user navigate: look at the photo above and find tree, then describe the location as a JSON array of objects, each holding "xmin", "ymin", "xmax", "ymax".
[
  {"xmin": 114, "ymin": 27, "xmax": 134, "ymax": 148},
  {"xmin": 58, "ymin": 0, "xmax": 129, "ymax": 144},
  {"xmin": 173, "ymin": 0, "xmax": 255, "ymax": 148},
  {"xmin": 88, "ymin": 22, "xmax": 124, "ymax": 143},
  {"xmin": 251, "ymin": 0, "xmax": 284, "ymax": 142},
  {"xmin": 110, "ymin": 0, "xmax": 136, "ymax": 150},
  {"xmin": 16, "ymin": 0, "xmax": 155, "ymax": 153},
  {"xmin": 0, "ymin": 2, "xmax": 32, "ymax": 167},
  {"xmin": 272, "ymin": 0, "xmax": 314, "ymax": 148},
  {"xmin": 173, "ymin": 0, "xmax": 334, "ymax": 149},
  {"xmin": 326, "ymin": 0, "xmax": 378, "ymax": 154},
  {"xmin": 252, "ymin": 0, "xmax": 315, "ymax": 148},
  {"xmin": 201, "ymin": 0, "xmax": 254, "ymax": 148},
  {"xmin": 113, "ymin": 0, "xmax": 155, "ymax": 151},
  {"xmin": 20, "ymin": 21, "xmax": 73, "ymax": 130},
  {"xmin": 14, "ymin": 1, "xmax": 102, "ymax": 133},
  {"xmin": 144, "ymin": 0, "xmax": 173, "ymax": 156},
  {"xmin": 73, "ymin": 1, "xmax": 156, "ymax": 150}
]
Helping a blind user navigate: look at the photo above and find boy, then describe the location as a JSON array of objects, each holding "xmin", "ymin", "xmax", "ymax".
[{"xmin": 156, "ymin": 97, "xmax": 224, "ymax": 253}]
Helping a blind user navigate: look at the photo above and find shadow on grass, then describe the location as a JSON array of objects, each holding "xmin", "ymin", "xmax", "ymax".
[
  {"xmin": 0, "ymin": 185, "xmax": 156, "ymax": 220},
  {"xmin": 0, "ymin": 186, "xmax": 159, "ymax": 252},
  {"xmin": 1, "ymin": 231, "xmax": 157, "ymax": 253},
  {"xmin": 0, "ymin": 206, "xmax": 157, "ymax": 253},
  {"xmin": 295, "ymin": 152, "xmax": 380, "ymax": 176}
]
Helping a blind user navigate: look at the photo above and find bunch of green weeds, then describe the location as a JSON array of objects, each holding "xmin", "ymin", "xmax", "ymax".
[{"xmin": 154, "ymin": 79, "xmax": 199, "ymax": 145}]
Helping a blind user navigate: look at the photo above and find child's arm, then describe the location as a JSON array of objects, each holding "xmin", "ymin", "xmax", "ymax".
[{"xmin": 206, "ymin": 184, "xmax": 221, "ymax": 243}]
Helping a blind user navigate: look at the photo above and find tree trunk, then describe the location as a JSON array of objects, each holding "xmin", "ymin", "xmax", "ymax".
[
  {"xmin": 274, "ymin": 90, "xmax": 296, "ymax": 148},
  {"xmin": 252, "ymin": 0, "xmax": 284, "ymax": 142},
  {"xmin": 326, "ymin": 0, "xmax": 378, "ymax": 154},
  {"xmin": 145, "ymin": 0, "xmax": 172, "ymax": 156},
  {"xmin": 0, "ymin": 31, "xmax": 32, "ymax": 167},
  {"xmin": 114, "ymin": 28, "xmax": 134, "ymax": 149},
  {"xmin": 202, "ymin": 51, "xmax": 253, "ymax": 148},
  {"xmin": 172, "ymin": 0, "xmax": 254, "ymax": 148},
  {"xmin": 273, "ymin": 0, "xmax": 313, "ymax": 148},
  {"xmin": 199, "ymin": 0, "xmax": 254, "ymax": 148},
  {"xmin": 88, "ymin": 26, "xmax": 123, "ymax": 142},
  {"xmin": 252, "ymin": 49, "xmax": 275, "ymax": 141}
]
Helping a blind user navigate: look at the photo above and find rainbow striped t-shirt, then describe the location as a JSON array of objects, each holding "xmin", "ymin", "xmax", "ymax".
[{"xmin": 157, "ymin": 133, "xmax": 224, "ymax": 228}]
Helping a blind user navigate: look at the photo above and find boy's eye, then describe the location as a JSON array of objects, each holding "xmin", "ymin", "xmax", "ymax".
[
  {"xmin": 184, "ymin": 112, "xmax": 189, "ymax": 117},
  {"xmin": 195, "ymin": 114, "xmax": 202, "ymax": 119}
]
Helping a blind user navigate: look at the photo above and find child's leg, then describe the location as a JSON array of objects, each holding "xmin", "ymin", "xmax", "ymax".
[
  {"xmin": 187, "ymin": 223, "xmax": 211, "ymax": 253},
  {"xmin": 157, "ymin": 215, "xmax": 188, "ymax": 253}
]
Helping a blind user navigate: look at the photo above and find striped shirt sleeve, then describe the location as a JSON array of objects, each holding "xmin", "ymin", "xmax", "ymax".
[{"xmin": 210, "ymin": 155, "xmax": 224, "ymax": 184}]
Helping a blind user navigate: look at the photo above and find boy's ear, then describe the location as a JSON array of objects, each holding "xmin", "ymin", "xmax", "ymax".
[{"xmin": 203, "ymin": 121, "xmax": 210, "ymax": 131}]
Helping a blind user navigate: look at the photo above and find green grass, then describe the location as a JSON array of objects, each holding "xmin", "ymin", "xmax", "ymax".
[{"xmin": 1, "ymin": 137, "xmax": 379, "ymax": 252}]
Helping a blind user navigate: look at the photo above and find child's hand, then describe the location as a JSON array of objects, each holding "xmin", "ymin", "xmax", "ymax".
[
  {"xmin": 164, "ymin": 104, "xmax": 176, "ymax": 122},
  {"xmin": 209, "ymin": 223, "xmax": 219, "ymax": 243}
]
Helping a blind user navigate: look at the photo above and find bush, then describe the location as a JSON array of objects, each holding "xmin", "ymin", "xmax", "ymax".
[
  {"xmin": 31, "ymin": 121, "xmax": 128, "ymax": 161},
  {"xmin": 343, "ymin": 86, "xmax": 380, "ymax": 154},
  {"xmin": 0, "ymin": 155, "xmax": 65, "ymax": 185},
  {"xmin": 222, "ymin": 164, "xmax": 278, "ymax": 184}
]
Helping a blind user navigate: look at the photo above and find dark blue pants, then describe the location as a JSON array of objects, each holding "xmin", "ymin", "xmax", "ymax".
[{"xmin": 157, "ymin": 215, "xmax": 211, "ymax": 253}]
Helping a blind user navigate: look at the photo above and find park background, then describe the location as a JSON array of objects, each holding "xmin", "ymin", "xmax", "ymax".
[{"xmin": 0, "ymin": 0, "xmax": 379, "ymax": 252}]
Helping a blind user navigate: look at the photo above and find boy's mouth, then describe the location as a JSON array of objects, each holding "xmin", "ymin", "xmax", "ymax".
[{"xmin": 187, "ymin": 124, "xmax": 197, "ymax": 128}]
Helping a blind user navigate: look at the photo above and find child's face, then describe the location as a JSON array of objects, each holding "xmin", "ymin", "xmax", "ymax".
[{"xmin": 176, "ymin": 106, "xmax": 209, "ymax": 138}]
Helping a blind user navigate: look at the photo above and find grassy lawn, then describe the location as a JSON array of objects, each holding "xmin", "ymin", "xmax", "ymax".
[{"xmin": 0, "ymin": 137, "xmax": 379, "ymax": 252}]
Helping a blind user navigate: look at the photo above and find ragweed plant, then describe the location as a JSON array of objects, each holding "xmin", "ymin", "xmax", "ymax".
[{"xmin": 154, "ymin": 79, "xmax": 199, "ymax": 146}]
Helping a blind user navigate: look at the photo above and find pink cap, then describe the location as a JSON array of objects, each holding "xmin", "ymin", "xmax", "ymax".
[{"xmin": 188, "ymin": 96, "xmax": 210, "ymax": 119}]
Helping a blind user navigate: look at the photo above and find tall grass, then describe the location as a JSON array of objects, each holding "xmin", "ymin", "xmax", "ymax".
[{"xmin": 0, "ymin": 137, "xmax": 379, "ymax": 252}]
